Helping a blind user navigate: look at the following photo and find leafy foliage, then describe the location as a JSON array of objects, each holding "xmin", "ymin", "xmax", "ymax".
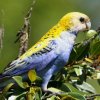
[{"xmin": 0, "ymin": 30, "xmax": 100, "ymax": 100}]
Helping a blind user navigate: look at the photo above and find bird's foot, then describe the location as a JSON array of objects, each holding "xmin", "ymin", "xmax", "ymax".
[{"xmin": 41, "ymin": 88, "xmax": 66, "ymax": 99}]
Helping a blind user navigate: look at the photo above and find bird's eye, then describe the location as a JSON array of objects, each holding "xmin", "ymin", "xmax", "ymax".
[{"xmin": 79, "ymin": 17, "xmax": 85, "ymax": 23}]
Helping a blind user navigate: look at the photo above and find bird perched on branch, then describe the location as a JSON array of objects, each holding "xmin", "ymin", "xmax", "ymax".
[{"xmin": 0, "ymin": 12, "xmax": 91, "ymax": 92}]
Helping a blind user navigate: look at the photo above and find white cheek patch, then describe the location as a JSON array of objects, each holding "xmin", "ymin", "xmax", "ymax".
[
  {"xmin": 76, "ymin": 25, "xmax": 83, "ymax": 31},
  {"xmin": 73, "ymin": 24, "xmax": 85, "ymax": 32}
]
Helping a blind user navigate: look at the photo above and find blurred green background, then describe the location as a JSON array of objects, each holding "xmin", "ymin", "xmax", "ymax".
[{"xmin": 0, "ymin": 0, "xmax": 100, "ymax": 93}]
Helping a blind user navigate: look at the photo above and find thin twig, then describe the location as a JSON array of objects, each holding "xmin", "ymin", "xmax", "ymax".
[
  {"xmin": 15, "ymin": 0, "xmax": 36, "ymax": 57},
  {"xmin": 85, "ymin": 94, "xmax": 100, "ymax": 100},
  {"xmin": 0, "ymin": 10, "xmax": 5, "ymax": 50},
  {"xmin": 0, "ymin": 26, "xmax": 4, "ymax": 49}
]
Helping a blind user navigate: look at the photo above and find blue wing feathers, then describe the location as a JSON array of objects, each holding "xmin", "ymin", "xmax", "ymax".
[{"xmin": 2, "ymin": 39, "xmax": 58, "ymax": 77}]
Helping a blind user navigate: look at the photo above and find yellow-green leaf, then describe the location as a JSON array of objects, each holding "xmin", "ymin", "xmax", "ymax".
[
  {"xmin": 2, "ymin": 83, "xmax": 14, "ymax": 94},
  {"xmin": 28, "ymin": 70, "xmax": 37, "ymax": 82},
  {"xmin": 85, "ymin": 58, "xmax": 93, "ymax": 63},
  {"xmin": 48, "ymin": 87, "xmax": 63, "ymax": 93},
  {"xmin": 23, "ymin": 82, "xmax": 29, "ymax": 88},
  {"xmin": 86, "ymin": 30, "xmax": 97, "ymax": 38},
  {"xmin": 13, "ymin": 76, "xmax": 25, "ymax": 89},
  {"xmin": 26, "ymin": 87, "xmax": 35, "ymax": 100}
]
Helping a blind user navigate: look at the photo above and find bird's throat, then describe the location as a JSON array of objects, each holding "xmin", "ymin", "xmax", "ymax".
[{"xmin": 60, "ymin": 31, "xmax": 77, "ymax": 45}]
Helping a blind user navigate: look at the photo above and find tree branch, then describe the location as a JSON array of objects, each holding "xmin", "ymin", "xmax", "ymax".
[
  {"xmin": 15, "ymin": 0, "xmax": 36, "ymax": 57},
  {"xmin": 85, "ymin": 94, "xmax": 100, "ymax": 100}
]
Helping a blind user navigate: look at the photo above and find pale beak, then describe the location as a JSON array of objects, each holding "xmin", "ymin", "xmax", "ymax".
[{"xmin": 85, "ymin": 22, "xmax": 91, "ymax": 30}]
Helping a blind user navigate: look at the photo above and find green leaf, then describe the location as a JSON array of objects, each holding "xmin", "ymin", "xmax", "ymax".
[
  {"xmin": 68, "ymin": 92, "xmax": 86, "ymax": 100},
  {"xmin": 97, "ymin": 79, "xmax": 100, "ymax": 85},
  {"xmin": 46, "ymin": 95, "xmax": 57, "ymax": 100},
  {"xmin": 86, "ymin": 30, "xmax": 97, "ymax": 38},
  {"xmin": 0, "ymin": 94, "xmax": 6, "ymax": 100},
  {"xmin": 26, "ymin": 87, "xmax": 35, "ymax": 100},
  {"xmin": 12, "ymin": 76, "xmax": 25, "ymax": 89},
  {"xmin": 90, "ymin": 41, "xmax": 100, "ymax": 57},
  {"xmin": 74, "ymin": 81, "xmax": 96, "ymax": 93},
  {"xmin": 60, "ymin": 83, "xmax": 86, "ymax": 95},
  {"xmin": 61, "ymin": 95, "xmax": 76, "ymax": 100},
  {"xmin": 74, "ymin": 67, "xmax": 82, "ymax": 76},
  {"xmin": 18, "ymin": 97, "xmax": 25, "ymax": 100},
  {"xmin": 16, "ymin": 92, "xmax": 26, "ymax": 100},
  {"xmin": 63, "ymin": 83, "xmax": 78, "ymax": 92},
  {"xmin": 34, "ymin": 92, "xmax": 41, "ymax": 100},
  {"xmin": 28, "ymin": 70, "xmax": 37, "ymax": 82},
  {"xmin": 97, "ymin": 73, "xmax": 100, "ymax": 79},
  {"xmin": 48, "ymin": 87, "xmax": 63, "ymax": 93},
  {"xmin": 2, "ymin": 83, "xmax": 14, "ymax": 94},
  {"xmin": 23, "ymin": 82, "xmax": 29, "ymax": 88},
  {"xmin": 92, "ymin": 70, "xmax": 100, "ymax": 79},
  {"xmin": 69, "ymin": 42, "xmax": 90, "ymax": 63},
  {"xmin": 60, "ymin": 83, "xmax": 71, "ymax": 92}
]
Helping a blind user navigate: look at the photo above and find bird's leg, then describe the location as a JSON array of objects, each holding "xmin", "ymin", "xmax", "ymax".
[
  {"xmin": 41, "ymin": 64, "xmax": 63, "ymax": 94},
  {"xmin": 41, "ymin": 67, "xmax": 54, "ymax": 93},
  {"xmin": 42, "ymin": 65, "xmax": 58, "ymax": 92}
]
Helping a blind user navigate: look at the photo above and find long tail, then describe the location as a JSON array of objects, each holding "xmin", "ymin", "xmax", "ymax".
[
  {"xmin": 0, "ymin": 74, "xmax": 13, "ymax": 90},
  {"xmin": 0, "ymin": 73, "xmax": 29, "ymax": 91}
]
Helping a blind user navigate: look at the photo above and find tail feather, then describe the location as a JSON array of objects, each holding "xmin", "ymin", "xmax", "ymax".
[
  {"xmin": 0, "ymin": 72, "xmax": 29, "ymax": 91},
  {"xmin": 0, "ymin": 74, "xmax": 12, "ymax": 90},
  {"xmin": 0, "ymin": 73, "xmax": 5, "ymax": 80}
]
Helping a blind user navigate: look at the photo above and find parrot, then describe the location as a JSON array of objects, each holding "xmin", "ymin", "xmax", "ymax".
[{"xmin": 0, "ymin": 12, "xmax": 91, "ymax": 92}]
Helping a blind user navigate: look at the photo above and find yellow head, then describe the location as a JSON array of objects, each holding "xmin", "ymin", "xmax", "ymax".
[{"xmin": 59, "ymin": 12, "xmax": 91, "ymax": 32}]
